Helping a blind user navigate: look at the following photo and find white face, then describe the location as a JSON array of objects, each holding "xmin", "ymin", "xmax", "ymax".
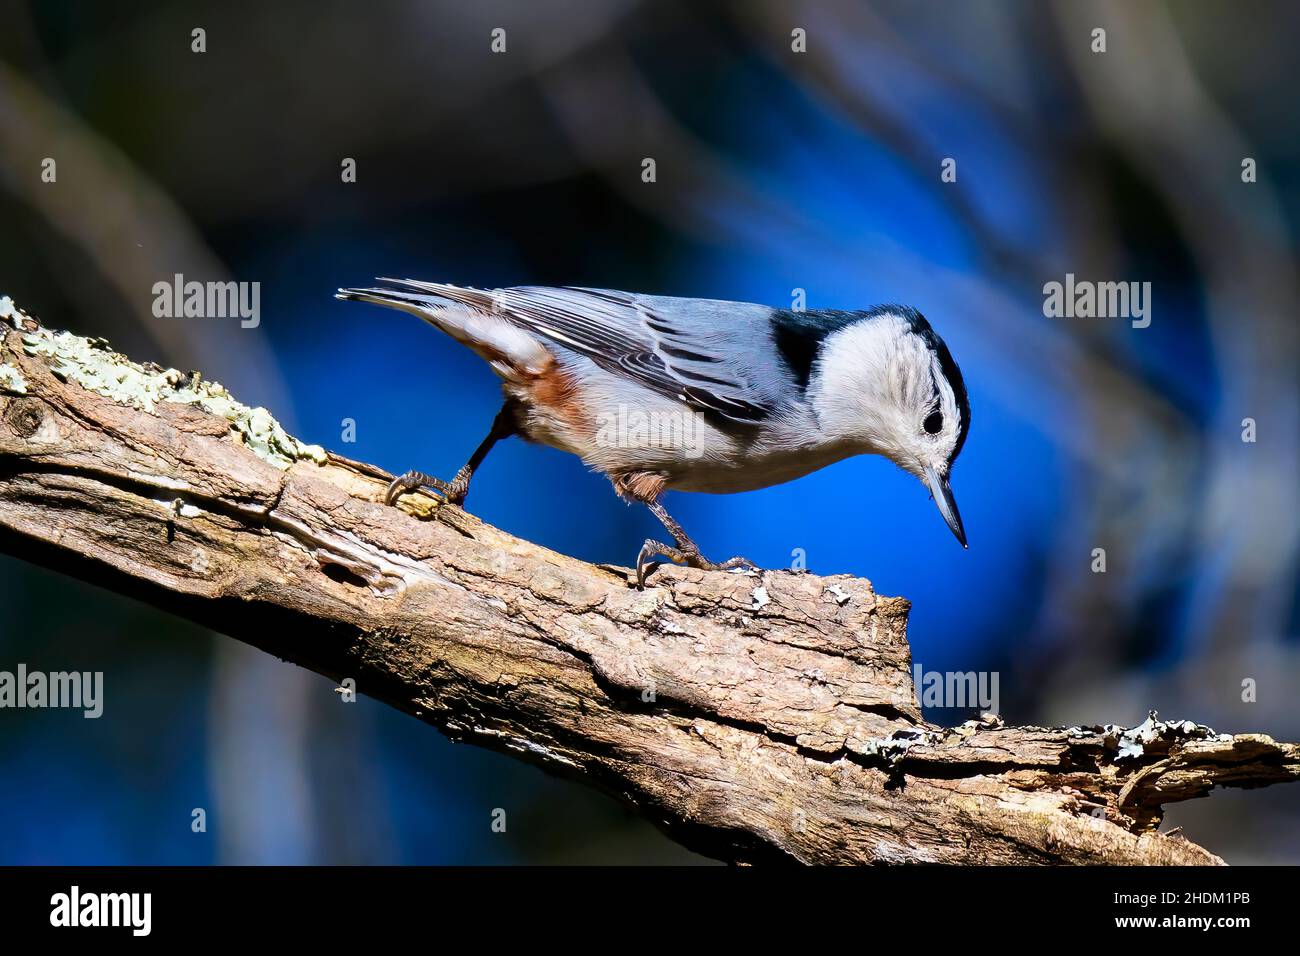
[
  {"xmin": 808, "ymin": 312, "xmax": 968, "ymax": 545},
  {"xmin": 809, "ymin": 314, "xmax": 963, "ymax": 478}
]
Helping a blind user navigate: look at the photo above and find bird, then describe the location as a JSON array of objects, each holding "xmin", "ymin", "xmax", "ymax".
[{"xmin": 335, "ymin": 281, "xmax": 970, "ymax": 587}]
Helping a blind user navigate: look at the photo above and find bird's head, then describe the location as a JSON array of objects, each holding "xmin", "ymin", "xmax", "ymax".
[{"xmin": 807, "ymin": 307, "xmax": 970, "ymax": 546}]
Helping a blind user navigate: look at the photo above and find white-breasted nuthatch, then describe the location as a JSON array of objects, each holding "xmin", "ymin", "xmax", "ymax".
[{"xmin": 336, "ymin": 281, "xmax": 970, "ymax": 586}]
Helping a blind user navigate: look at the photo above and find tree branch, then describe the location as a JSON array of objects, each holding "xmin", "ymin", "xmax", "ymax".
[{"xmin": 1, "ymin": 295, "xmax": 1295, "ymax": 865}]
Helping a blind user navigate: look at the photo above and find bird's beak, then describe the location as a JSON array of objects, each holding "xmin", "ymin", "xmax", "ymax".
[{"xmin": 924, "ymin": 466, "xmax": 967, "ymax": 548}]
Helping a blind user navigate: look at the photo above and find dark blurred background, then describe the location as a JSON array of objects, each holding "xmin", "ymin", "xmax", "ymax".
[{"xmin": 0, "ymin": 0, "xmax": 1297, "ymax": 863}]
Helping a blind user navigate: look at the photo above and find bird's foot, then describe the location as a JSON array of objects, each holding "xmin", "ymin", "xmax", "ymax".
[
  {"xmin": 635, "ymin": 538, "xmax": 757, "ymax": 589},
  {"xmin": 384, "ymin": 466, "xmax": 472, "ymax": 507}
]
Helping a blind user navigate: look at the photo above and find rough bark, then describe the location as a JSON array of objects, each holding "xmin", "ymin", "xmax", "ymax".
[{"xmin": 1, "ymin": 297, "xmax": 1295, "ymax": 865}]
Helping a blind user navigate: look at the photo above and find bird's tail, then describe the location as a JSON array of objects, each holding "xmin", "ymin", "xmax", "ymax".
[
  {"xmin": 336, "ymin": 279, "xmax": 449, "ymax": 316},
  {"xmin": 335, "ymin": 278, "xmax": 548, "ymax": 376}
]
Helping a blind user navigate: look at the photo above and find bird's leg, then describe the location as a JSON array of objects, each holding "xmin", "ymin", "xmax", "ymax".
[
  {"xmin": 385, "ymin": 401, "xmax": 517, "ymax": 507},
  {"xmin": 637, "ymin": 497, "xmax": 756, "ymax": 588}
]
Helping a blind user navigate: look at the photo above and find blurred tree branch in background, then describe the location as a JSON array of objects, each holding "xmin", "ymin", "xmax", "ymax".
[{"xmin": 2, "ymin": 301, "xmax": 1295, "ymax": 865}]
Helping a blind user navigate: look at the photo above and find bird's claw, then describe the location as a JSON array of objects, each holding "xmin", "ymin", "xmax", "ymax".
[
  {"xmin": 635, "ymin": 539, "xmax": 758, "ymax": 589},
  {"xmin": 636, "ymin": 539, "xmax": 679, "ymax": 588},
  {"xmin": 384, "ymin": 467, "xmax": 470, "ymax": 507}
]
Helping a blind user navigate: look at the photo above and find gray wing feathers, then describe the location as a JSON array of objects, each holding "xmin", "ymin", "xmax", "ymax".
[{"xmin": 355, "ymin": 280, "xmax": 783, "ymax": 422}]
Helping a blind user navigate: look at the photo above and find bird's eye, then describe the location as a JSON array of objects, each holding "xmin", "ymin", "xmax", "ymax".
[{"xmin": 923, "ymin": 411, "xmax": 943, "ymax": 434}]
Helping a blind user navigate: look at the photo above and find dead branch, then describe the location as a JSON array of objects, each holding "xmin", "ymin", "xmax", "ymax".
[{"xmin": 0, "ymin": 295, "xmax": 1295, "ymax": 865}]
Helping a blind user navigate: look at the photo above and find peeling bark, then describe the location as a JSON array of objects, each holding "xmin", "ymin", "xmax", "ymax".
[{"xmin": 1, "ymin": 297, "xmax": 1296, "ymax": 865}]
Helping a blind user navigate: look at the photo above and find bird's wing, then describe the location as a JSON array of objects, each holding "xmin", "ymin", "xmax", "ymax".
[{"xmin": 354, "ymin": 281, "xmax": 779, "ymax": 422}]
